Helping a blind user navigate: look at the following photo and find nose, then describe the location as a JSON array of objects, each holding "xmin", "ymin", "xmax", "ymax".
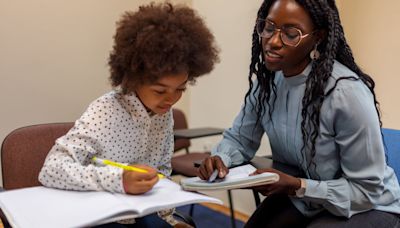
[
  {"xmin": 164, "ymin": 92, "xmax": 181, "ymax": 105},
  {"xmin": 267, "ymin": 30, "xmax": 283, "ymax": 49}
]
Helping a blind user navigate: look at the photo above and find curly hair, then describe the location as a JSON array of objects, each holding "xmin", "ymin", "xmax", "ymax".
[
  {"xmin": 243, "ymin": 0, "xmax": 381, "ymax": 176},
  {"xmin": 108, "ymin": 2, "xmax": 219, "ymax": 93}
]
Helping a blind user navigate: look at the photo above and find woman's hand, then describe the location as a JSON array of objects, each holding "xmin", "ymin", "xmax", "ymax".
[
  {"xmin": 251, "ymin": 168, "xmax": 301, "ymax": 196},
  {"xmin": 122, "ymin": 164, "xmax": 159, "ymax": 195},
  {"xmin": 197, "ymin": 156, "xmax": 229, "ymax": 180}
]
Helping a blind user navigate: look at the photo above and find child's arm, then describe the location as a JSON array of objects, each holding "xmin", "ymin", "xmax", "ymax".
[
  {"xmin": 39, "ymin": 95, "xmax": 130, "ymax": 193},
  {"xmin": 38, "ymin": 142, "xmax": 124, "ymax": 192}
]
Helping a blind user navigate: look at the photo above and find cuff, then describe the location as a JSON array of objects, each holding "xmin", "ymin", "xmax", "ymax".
[{"xmin": 304, "ymin": 179, "xmax": 328, "ymax": 199}]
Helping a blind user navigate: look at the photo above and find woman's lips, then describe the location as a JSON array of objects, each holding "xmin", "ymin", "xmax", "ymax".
[{"xmin": 265, "ymin": 50, "xmax": 282, "ymax": 63}]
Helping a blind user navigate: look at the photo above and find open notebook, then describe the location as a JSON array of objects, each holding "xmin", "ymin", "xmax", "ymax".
[
  {"xmin": 0, "ymin": 179, "xmax": 222, "ymax": 228},
  {"xmin": 181, "ymin": 164, "xmax": 279, "ymax": 191}
]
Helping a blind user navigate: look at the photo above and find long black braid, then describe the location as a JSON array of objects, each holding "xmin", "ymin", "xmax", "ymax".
[{"xmin": 242, "ymin": 0, "xmax": 382, "ymax": 177}]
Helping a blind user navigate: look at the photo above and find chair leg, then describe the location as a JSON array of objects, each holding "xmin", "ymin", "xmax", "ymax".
[
  {"xmin": 189, "ymin": 204, "xmax": 195, "ymax": 217},
  {"xmin": 227, "ymin": 190, "xmax": 236, "ymax": 228},
  {"xmin": 173, "ymin": 210, "xmax": 197, "ymax": 228},
  {"xmin": 252, "ymin": 189, "xmax": 261, "ymax": 207}
]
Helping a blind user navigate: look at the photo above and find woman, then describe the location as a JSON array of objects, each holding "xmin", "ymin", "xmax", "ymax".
[{"xmin": 198, "ymin": 0, "xmax": 400, "ymax": 227}]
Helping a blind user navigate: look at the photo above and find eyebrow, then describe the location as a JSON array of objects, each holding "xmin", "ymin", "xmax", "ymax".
[
  {"xmin": 266, "ymin": 19, "xmax": 305, "ymax": 30},
  {"xmin": 153, "ymin": 80, "xmax": 188, "ymax": 88}
]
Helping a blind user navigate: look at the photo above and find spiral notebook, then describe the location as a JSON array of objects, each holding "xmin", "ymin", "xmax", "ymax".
[{"xmin": 181, "ymin": 164, "xmax": 279, "ymax": 191}]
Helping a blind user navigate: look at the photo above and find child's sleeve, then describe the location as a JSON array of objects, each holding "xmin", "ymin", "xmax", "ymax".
[
  {"xmin": 156, "ymin": 111, "xmax": 175, "ymax": 176},
  {"xmin": 38, "ymin": 97, "xmax": 125, "ymax": 193}
]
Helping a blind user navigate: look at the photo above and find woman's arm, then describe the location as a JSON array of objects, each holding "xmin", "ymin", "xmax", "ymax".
[
  {"xmin": 212, "ymin": 84, "xmax": 266, "ymax": 167},
  {"xmin": 304, "ymin": 80, "xmax": 385, "ymax": 217}
]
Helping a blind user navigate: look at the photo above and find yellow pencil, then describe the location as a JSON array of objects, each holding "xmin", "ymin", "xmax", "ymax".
[{"xmin": 92, "ymin": 157, "xmax": 165, "ymax": 179}]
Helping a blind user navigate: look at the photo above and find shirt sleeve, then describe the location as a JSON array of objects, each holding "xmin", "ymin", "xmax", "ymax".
[
  {"xmin": 303, "ymin": 80, "xmax": 386, "ymax": 218},
  {"xmin": 38, "ymin": 98, "xmax": 125, "ymax": 193},
  {"xmin": 158, "ymin": 111, "xmax": 174, "ymax": 177},
  {"xmin": 212, "ymin": 84, "xmax": 265, "ymax": 167}
]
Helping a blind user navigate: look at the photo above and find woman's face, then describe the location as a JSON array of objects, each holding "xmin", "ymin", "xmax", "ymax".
[
  {"xmin": 135, "ymin": 72, "xmax": 188, "ymax": 115},
  {"xmin": 262, "ymin": 0, "xmax": 318, "ymax": 76}
]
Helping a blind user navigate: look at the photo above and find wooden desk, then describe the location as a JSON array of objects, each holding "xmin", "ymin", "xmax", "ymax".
[{"xmin": 174, "ymin": 127, "xmax": 224, "ymax": 139}]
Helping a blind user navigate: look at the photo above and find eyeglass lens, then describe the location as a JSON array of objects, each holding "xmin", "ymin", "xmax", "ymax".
[{"xmin": 256, "ymin": 20, "xmax": 302, "ymax": 46}]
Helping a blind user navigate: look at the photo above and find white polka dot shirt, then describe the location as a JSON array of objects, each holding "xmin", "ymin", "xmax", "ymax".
[{"xmin": 39, "ymin": 90, "xmax": 174, "ymax": 193}]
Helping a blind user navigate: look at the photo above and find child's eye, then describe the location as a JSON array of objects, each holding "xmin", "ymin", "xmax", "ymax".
[
  {"xmin": 154, "ymin": 90, "xmax": 166, "ymax": 95},
  {"xmin": 178, "ymin": 88, "xmax": 187, "ymax": 92}
]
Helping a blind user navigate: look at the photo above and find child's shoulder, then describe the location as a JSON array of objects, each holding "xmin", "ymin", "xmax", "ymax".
[
  {"xmin": 85, "ymin": 91, "xmax": 123, "ymax": 112},
  {"xmin": 89, "ymin": 91, "xmax": 121, "ymax": 105}
]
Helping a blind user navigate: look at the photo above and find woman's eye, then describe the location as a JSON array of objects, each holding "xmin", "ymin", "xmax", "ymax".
[{"xmin": 264, "ymin": 26, "xmax": 275, "ymax": 34}]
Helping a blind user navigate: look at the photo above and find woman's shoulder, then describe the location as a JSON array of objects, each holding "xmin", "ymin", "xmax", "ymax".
[
  {"xmin": 330, "ymin": 60, "xmax": 358, "ymax": 80},
  {"xmin": 326, "ymin": 60, "xmax": 366, "ymax": 92}
]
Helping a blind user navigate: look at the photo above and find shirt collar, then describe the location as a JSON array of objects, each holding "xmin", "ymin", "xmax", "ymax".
[
  {"xmin": 120, "ymin": 92, "xmax": 153, "ymax": 120},
  {"xmin": 282, "ymin": 62, "xmax": 312, "ymax": 86}
]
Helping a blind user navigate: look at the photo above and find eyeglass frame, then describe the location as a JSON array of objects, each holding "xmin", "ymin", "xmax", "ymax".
[{"xmin": 256, "ymin": 19, "xmax": 315, "ymax": 47}]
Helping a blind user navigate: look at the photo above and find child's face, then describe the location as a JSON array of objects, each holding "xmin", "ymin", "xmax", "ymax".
[{"xmin": 135, "ymin": 72, "xmax": 188, "ymax": 115}]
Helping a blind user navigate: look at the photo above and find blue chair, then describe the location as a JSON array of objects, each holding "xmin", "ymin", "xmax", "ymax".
[{"xmin": 382, "ymin": 128, "xmax": 400, "ymax": 179}]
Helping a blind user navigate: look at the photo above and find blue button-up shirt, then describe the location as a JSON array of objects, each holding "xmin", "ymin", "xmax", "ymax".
[{"xmin": 212, "ymin": 61, "xmax": 400, "ymax": 217}]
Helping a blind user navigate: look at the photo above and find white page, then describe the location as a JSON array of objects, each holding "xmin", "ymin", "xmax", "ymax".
[
  {"xmin": 223, "ymin": 164, "xmax": 257, "ymax": 181},
  {"xmin": 182, "ymin": 164, "xmax": 258, "ymax": 184},
  {"xmin": 0, "ymin": 186, "xmax": 132, "ymax": 228},
  {"xmin": 115, "ymin": 179, "xmax": 222, "ymax": 216},
  {"xmin": 181, "ymin": 164, "xmax": 279, "ymax": 190},
  {"xmin": 0, "ymin": 179, "xmax": 222, "ymax": 228}
]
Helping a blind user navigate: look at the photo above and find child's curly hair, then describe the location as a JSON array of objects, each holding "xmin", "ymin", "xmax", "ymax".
[{"xmin": 108, "ymin": 2, "xmax": 220, "ymax": 93}]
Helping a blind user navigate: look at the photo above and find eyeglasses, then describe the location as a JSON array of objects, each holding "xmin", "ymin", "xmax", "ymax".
[{"xmin": 256, "ymin": 19, "xmax": 313, "ymax": 47}]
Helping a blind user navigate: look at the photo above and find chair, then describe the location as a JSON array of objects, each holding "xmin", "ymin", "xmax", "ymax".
[
  {"xmin": 251, "ymin": 128, "xmax": 400, "ymax": 208},
  {"xmin": 382, "ymin": 128, "xmax": 400, "ymax": 179},
  {"xmin": 171, "ymin": 109, "xmax": 239, "ymax": 228},
  {"xmin": 1, "ymin": 122, "xmax": 195, "ymax": 227},
  {"xmin": 1, "ymin": 122, "xmax": 74, "ymax": 190}
]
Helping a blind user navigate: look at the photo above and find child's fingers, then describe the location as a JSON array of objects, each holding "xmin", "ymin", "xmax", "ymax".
[
  {"xmin": 130, "ymin": 164, "xmax": 158, "ymax": 172},
  {"xmin": 129, "ymin": 169, "xmax": 158, "ymax": 181}
]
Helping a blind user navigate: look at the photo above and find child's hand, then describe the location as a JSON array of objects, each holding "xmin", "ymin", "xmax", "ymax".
[{"xmin": 122, "ymin": 164, "xmax": 159, "ymax": 194}]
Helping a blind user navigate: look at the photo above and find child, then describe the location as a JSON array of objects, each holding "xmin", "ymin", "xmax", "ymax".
[{"xmin": 39, "ymin": 2, "xmax": 219, "ymax": 227}]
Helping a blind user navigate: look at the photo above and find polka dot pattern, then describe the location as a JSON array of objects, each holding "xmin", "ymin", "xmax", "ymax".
[{"xmin": 39, "ymin": 91, "xmax": 174, "ymax": 193}]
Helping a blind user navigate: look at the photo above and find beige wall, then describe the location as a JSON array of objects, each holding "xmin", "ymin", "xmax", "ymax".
[
  {"xmin": 0, "ymin": 0, "xmax": 190, "ymax": 146},
  {"xmin": 0, "ymin": 0, "xmax": 191, "ymax": 186},
  {"xmin": 337, "ymin": 0, "xmax": 400, "ymax": 129}
]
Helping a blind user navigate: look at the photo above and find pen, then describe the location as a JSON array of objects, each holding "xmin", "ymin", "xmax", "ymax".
[
  {"xmin": 208, "ymin": 169, "xmax": 219, "ymax": 183},
  {"xmin": 92, "ymin": 157, "xmax": 165, "ymax": 179}
]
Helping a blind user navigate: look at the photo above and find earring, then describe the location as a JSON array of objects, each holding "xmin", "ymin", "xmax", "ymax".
[{"xmin": 310, "ymin": 43, "xmax": 320, "ymax": 60}]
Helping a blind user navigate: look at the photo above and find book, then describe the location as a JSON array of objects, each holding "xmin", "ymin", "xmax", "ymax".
[
  {"xmin": 0, "ymin": 179, "xmax": 222, "ymax": 228},
  {"xmin": 180, "ymin": 164, "xmax": 279, "ymax": 191}
]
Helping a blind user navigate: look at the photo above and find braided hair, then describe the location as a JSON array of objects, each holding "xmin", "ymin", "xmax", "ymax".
[{"xmin": 243, "ymin": 0, "xmax": 381, "ymax": 175}]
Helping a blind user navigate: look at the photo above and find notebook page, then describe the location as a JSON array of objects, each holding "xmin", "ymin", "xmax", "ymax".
[
  {"xmin": 0, "ymin": 186, "xmax": 134, "ymax": 228},
  {"xmin": 114, "ymin": 178, "xmax": 222, "ymax": 216}
]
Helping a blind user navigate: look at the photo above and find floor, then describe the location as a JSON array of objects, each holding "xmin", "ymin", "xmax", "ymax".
[{"xmin": 171, "ymin": 175, "xmax": 250, "ymax": 223}]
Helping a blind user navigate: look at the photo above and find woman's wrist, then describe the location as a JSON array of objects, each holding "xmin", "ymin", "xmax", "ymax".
[{"xmin": 291, "ymin": 177, "xmax": 302, "ymax": 195}]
